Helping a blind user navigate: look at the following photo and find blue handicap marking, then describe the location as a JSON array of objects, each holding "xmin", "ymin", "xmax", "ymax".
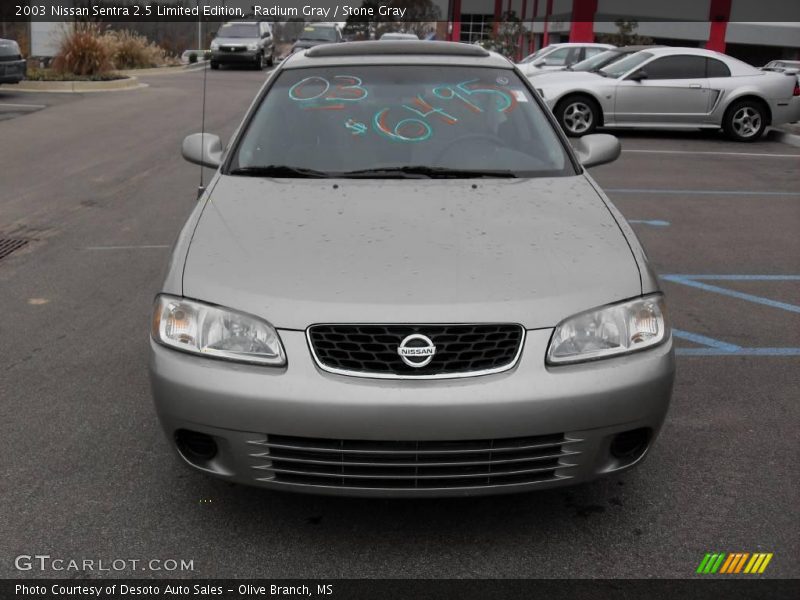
[
  {"xmin": 628, "ymin": 219, "xmax": 670, "ymax": 227},
  {"xmin": 661, "ymin": 274, "xmax": 800, "ymax": 357}
]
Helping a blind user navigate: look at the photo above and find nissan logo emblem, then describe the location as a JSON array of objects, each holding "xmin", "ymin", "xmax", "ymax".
[{"xmin": 397, "ymin": 334, "xmax": 436, "ymax": 368}]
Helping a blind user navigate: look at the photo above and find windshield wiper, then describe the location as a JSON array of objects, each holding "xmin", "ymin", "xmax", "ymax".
[
  {"xmin": 229, "ymin": 165, "xmax": 331, "ymax": 178},
  {"xmin": 340, "ymin": 166, "xmax": 518, "ymax": 179}
]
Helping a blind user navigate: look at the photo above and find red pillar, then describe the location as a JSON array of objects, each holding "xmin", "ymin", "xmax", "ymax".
[
  {"xmin": 569, "ymin": 0, "xmax": 597, "ymax": 43},
  {"xmin": 493, "ymin": 0, "xmax": 502, "ymax": 35},
  {"xmin": 707, "ymin": 0, "xmax": 732, "ymax": 52},
  {"xmin": 529, "ymin": 0, "xmax": 539, "ymax": 54},
  {"xmin": 542, "ymin": 0, "xmax": 553, "ymax": 47},
  {"xmin": 452, "ymin": 0, "xmax": 462, "ymax": 42}
]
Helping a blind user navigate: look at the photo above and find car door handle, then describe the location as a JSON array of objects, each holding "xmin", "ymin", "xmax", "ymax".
[{"xmin": 689, "ymin": 83, "xmax": 702, "ymax": 88}]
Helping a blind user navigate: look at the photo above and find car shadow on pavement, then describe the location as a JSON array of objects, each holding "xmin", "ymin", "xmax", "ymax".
[{"xmin": 196, "ymin": 466, "xmax": 647, "ymax": 536}]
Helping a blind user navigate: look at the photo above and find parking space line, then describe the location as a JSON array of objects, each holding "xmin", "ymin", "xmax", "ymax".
[
  {"xmin": 673, "ymin": 330, "xmax": 800, "ymax": 356},
  {"xmin": 661, "ymin": 274, "xmax": 800, "ymax": 313},
  {"xmin": 673, "ymin": 329, "xmax": 741, "ymax": 351},
  {"xmin": 84, "ymin": 245, "xmax": 170, "ymax": 250},
  {"xmin": 622, "ymin": 149, "xmax": 800, "ymax": 159},
  {"xmin": 607, "ymin": 188, "xmax": 800, "ymax": 196},
  {"xmin": 628, "ymin": 219, "xmax": 670, "ymax": 227},
  {"xmin": 676, "ymin": 347, "xmax": 800, "ymax": 356},
  {"xmin": 0, "ymin": 102, "xmax": 47, "ymax": 110}
]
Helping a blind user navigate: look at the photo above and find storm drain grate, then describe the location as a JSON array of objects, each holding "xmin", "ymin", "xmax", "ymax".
[{"xmin": 0, "ymin": 238, "xmax": 30, "ymax": 261}]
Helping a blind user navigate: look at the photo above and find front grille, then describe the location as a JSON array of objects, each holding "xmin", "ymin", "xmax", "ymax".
[
  {"xmin": 221, "ymin": 46, "xmax": 245, "ymax": 52},
  {"xmin": 307, "ymin": 324, "xmax": 524, "ymax": 378},
  {"xmin": 248, "ymin": 433, "xmax": 580, "ymax": 490}
]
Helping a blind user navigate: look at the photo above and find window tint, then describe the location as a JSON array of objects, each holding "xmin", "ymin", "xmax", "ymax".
[
  {"xmin": 600, "ymin": 52, "xmax": 653, "ymax": 78},
  {"xmin": 642, "ymin": 56, "xmax": 707, "ymax": 80},
  {"xmin": 217, "ymin": 23, "xmax": 258, "ymax": 38},
  {"xmin": 565, "ymin": 47, "xmax": 582, "ymax": 65},
  {"xmin": 544, "ymin": 48, "xmax": 570, "ymax": 65},
  {"xmin": 584, "ymin": 47, "xmax": 607, "ymax": 59},
  {"xmin": 299, "ymin": 26, "xmax": 339, "ymax": 42},
  {"xmin": 706, "ymin": 58, "xmax": 730, "ymax": 78}
]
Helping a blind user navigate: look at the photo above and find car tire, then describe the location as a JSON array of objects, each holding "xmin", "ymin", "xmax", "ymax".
[
  {"xmin": 254, "ymin": 53, "xmax": 264, "ymax": 71},
  {"xmin": 723, "ymin": 99, "xmax": 767, "ymax": 142},
  {"xmin": 210, "ymin": 62, "xmax": 219, "ymax": 70},
  {"xmin": 266, "ymin": 52, "xmax": 274, "ymax": 67},
  {"xmin": 555, "ymin": 95, "xmax": 600, "ymax": 137}
]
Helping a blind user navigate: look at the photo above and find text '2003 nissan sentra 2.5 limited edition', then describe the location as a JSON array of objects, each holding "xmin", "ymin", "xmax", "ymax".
[{"xmin": 150, "ymin": 41, "xmax": 675, "ymax": 497}]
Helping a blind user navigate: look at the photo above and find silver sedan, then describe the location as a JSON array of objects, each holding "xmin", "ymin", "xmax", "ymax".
[
  {"xmin": 534, "ymin": 47, "xmax": 800, "ymax": 141},
  {"xmin": 150, "ymin": 41, "xmax": 674, "ymax": 497}
]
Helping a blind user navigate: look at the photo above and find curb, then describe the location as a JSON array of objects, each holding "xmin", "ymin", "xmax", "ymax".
[
  {"xmin": 767, "ymin": 127, "xmax": 800, "ymax": 149},
  {"xmin": 4, "ymin": 76, "xmax": 145, "ymax": 93},
  {"xmin": 119, "ymin": 63, "xmax": 207, "ymax": 77}
]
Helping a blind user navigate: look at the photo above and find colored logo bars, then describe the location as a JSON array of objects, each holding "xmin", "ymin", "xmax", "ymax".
[{"xmin": 697, "ymin": 552, "xmax": 773, "ymax": 574}]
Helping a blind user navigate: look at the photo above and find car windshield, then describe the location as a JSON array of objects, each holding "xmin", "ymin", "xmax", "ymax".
[
  {"xmin": 216, "ymin": 24, "xmax": 258, "ymax": 38},
  {"xmin": 299, "ymin": 26, "xmax": 338, "ymax": 42},
  {"xmin": 569, "ymin": 50, "xmax": 624, "ymax": 72},
  {"xmin": 599, "ymin": 52, "xmax": 653, "ymax": 78},
  {"xmin": 231, "ymin": 66, "xmax": 573, "ymax": 178},
  {"xmin": 520, "ymin": 48, "xmax": 546, "ymax": 64}
]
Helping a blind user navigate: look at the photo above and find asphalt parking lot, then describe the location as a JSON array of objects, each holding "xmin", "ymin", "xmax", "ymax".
[{"xmin": 0, "ymin": 67, "xmax": 798, "ymax": 579}]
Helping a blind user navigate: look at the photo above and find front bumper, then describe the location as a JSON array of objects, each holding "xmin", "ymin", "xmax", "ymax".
[
  {"xmin": 150, "ymin": 329, "xmax": 675, "ymax": 497},
  {"xmin": 210, "ymin": 50, "xmax": 258, "ymax": 64},
  {"xmin": 0, "ymin": 59, "xmax": 26, "ymax": 84}
]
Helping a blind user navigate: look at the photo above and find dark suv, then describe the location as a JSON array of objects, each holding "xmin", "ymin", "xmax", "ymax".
[
  {"xmin": 210, "ymin": 22, "xmax": 274, "ymax": 70},
  {"xmin": 0, "ymin": 38, "xmax": 26, "ymax": 84},
  {"xmin": 290, "ymin": 23, "xmax": 343, "ymax": 55}
]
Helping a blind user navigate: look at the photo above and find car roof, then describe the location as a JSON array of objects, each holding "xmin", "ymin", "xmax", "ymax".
[
  {"xmin": 286, "ymin": 41, "xmax": 511, "ymax": 69},
  {"xmin": 547, "ymin": 42, "xmax": 614, "ymax": 48},
  {"xmin": 615, "ymin": 45, "xmax": 663, "ymax": 52},
  {"xmin": 642, "ymin": 46, "xmax": 761, "ymax": 74}
]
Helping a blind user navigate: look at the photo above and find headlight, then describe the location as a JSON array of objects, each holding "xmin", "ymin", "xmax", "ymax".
[
  {"xmin": 151, "ymin": 295, "xmax": 286, "ymax": 366},
  {"xmin": 210, "ymin": 41, "xmax": 219, "ymax": 50},
  {"xmin": 546, "ymin": 295, "xmax": 668, "ymax": 365},
  {"xmin": 247, "ymin": 43, "xmax": 258, "ymax": 51}
]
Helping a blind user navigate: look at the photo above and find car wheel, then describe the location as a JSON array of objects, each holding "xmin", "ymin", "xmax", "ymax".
[
  {"xmin": 266, "ymin": 52, "xmax": 274, "ymax": 67},
  {"xmin": 556, "ymin": 96, "xmax": 599, "ymax": 137},
  {"xmin": 254, "ymin": 53, "xmax": 264, "ymax": 70},
  {"xmin": 210, "ymin": 62, "xmax": 219, "ymax": 70},
  {"xmin": 723, "ymin": 100, "xmax": 767, "ymax": 142}
]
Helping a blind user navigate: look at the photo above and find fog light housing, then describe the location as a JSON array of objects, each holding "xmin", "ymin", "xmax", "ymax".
[
  {"xmin": 175, "ymin": 429, "xmax": 218, "ymax": 463},
  {"xmin": 610, "ymin": 428, "xmax": 650, "ymax": 461}
]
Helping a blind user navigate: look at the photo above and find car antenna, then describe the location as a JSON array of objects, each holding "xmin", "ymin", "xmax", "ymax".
[{"xmin": 198, "ymin": 57, "xmax": 209, "ymax": 199}]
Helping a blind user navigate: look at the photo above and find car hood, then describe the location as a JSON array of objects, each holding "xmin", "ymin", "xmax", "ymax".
[
  {"xmin": 213, "ymin": 36, "xmax": 258, "ymax": 46},
  {"xmin": 182, "ymin": 176, "xmax": 641, "ymax": 330},
  {"xmin": 537, "ymin": 71, "xmax": 607, "ymax": 86},
  {"xmin": 293, "ymin": 39, "xmax": 330, "ymax": 50},
  {"xmin": 531, "ymin": 70, "xmax": 604, "ymax": 83}
]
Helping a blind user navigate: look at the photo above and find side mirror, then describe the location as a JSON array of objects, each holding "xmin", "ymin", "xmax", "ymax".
[
  {"xmin": 533, "ymin": 59, "xmax": 547, "ymax": 67},
  {"xmin": 628, "ymin": 69, "xmax": 648, "ymax": 82},
  {"xmin": 182, "ymin": 133, "xmax": 223, "ymax": 168},
  {"xmin": 573, "ymin": 133, "xmax": 621, "ymax": 168}
]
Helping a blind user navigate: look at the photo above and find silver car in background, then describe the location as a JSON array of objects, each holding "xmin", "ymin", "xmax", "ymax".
[
  {"xmin": 151, "ymin": 41, "xmax": 674, "ymax": 497},
  {"xmin": 518, "ymin": 42, "xmax": 615, "ymax": 77},
  {"xmin": 537, "ymin": 47, "xmax": 800, "ymax": 141}
]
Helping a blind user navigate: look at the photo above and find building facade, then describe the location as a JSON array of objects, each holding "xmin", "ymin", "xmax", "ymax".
[{"xmin": 437, "ymin": 0, "xmax": 800, "ymax": 65}]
